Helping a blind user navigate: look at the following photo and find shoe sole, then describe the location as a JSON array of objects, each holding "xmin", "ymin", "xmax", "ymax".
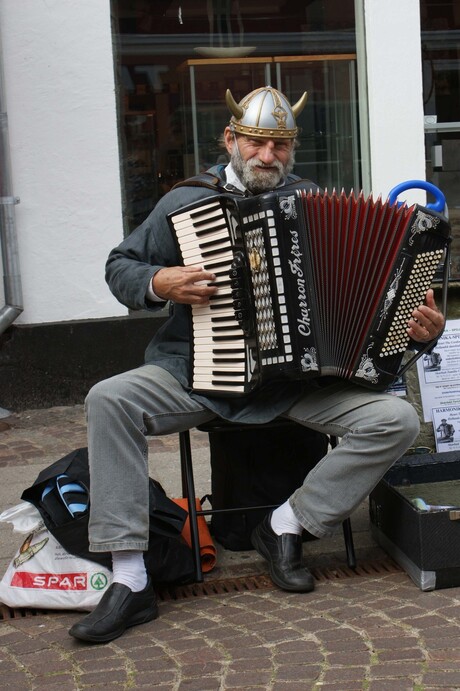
[
  {"xmin": 251, "ymin": 529, "xmax": 315, "ymax": 593},
  {"xmin": 69, "ymin": 604, "xmax": 159, "ymax": 644}
]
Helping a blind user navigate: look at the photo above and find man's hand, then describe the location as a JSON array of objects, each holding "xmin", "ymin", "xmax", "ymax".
[
  {"xmin": 407, "ymin": 288, "xmax": 445, "ymax": 343},
  {"xmin": 152, "ymin": 266, "xmax": 217, "ymax": 304}
]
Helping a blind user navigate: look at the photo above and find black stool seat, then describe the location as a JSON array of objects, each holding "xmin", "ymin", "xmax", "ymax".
[{"xmin": 179, "ymin": 419, "xmax": 356, "ymax": 583}]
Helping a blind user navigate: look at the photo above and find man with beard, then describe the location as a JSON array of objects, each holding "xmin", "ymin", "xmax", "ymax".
[{"xmin": 69, "ymin": 86, "xmax": 444, "ymax": 644}]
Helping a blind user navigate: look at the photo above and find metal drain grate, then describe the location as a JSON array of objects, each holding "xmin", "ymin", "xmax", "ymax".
[
  {"xmin": 157, "ymin": 573, "xmax": 275, "ymax": 601},
  {"xmin": 0, "ymin": 557, "xmax": 403, "ymax": 618},
  {"xmin": 0, "ymin": 603, "xmax": 47, "ymax": 620},
  {"xmin": 310, "ymin": 556, "xmax": 403, "ymax": 584},
  {"xmin": 157, "ymin": 556, "xmax": 402, "ymax": 601}
]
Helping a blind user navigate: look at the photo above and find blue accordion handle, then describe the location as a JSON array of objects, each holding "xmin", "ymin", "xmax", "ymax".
[{"xmin": 388, "ymin": 179, "xmax": 446, "ymax": 214}]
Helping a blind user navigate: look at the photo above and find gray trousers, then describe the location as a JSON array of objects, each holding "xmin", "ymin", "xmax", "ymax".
[{"xmin": 86, "ymin": 364, "xmax": 419, "ymax": 553}]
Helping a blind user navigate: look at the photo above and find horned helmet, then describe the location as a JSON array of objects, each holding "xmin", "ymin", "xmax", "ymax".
[{"xmin": 226, "ymin": 86, "xmax": 308, "ymax": 139}]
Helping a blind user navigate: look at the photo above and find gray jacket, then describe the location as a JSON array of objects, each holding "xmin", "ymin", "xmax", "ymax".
[{"xmin": 105, "ymin": 165, "xmax": 320, "ymax": 423}]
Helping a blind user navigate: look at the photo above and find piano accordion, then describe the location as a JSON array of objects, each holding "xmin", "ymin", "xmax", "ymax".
[{"xmin": 168, "ymin": 185, "xmax": 451, "ymax": 395}]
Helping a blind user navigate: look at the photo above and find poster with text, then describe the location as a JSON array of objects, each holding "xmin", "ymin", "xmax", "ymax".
[
  {"xmin": 417, "ymin": 319, "xmax": 460, "ymax": 422},
  {"xmin": 432, "ymin": 405, "xmax": 460, "ymax": 453}
]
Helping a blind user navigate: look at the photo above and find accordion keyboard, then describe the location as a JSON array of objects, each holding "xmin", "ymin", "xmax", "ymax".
[
  {"xmin": 242, "ymin": 217, "xmax": 293, "ymax": 367},
  {"xmin": 169, "ymin": 198, "xmax": 251, "ymax": 393}
]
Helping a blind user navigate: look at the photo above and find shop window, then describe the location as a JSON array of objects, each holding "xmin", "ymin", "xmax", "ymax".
[
  {"xmin": 111, "ymin": 0, "xmax": 357, "ymax": 233},
  {"xmin": 421, "ymin": 0, "xmax": 460, "ymax": 280}
]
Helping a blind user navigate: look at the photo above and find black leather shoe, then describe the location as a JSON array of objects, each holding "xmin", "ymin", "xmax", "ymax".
[
  {"xmin": 251, "ymin": 513, "xmax": 315, "ymax": 593},
  {"xmin": 69, "ymin": 578, "xmax": 158, "ymax": 643}
]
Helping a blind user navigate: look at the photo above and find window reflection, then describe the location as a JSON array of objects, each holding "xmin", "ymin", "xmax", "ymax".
[{"xmin": 111, "ymin": 0, "xmax": 357, "ymax": 233}]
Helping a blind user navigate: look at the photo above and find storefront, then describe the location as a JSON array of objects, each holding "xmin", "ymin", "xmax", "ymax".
[
  {"xmin": 0, "ymin": 0, "xmax": 459, "ymax": 408},
  {"xmin": 112, "ymin": 0, "xmax": 460, "ymax": 279}
]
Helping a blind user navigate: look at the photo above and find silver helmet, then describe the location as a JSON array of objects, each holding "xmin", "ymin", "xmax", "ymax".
[{"xmin": 226, "ymin": 86, "xmax": 308, "ymax": 139}]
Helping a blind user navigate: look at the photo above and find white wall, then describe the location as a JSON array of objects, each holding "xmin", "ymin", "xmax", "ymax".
[
  {"xmin": 360, "ymin": 0, "xmax": 427, "ymax": 205},
  {"xmin": 0, "ymin": 0, "xmax": 127, "ymax": 324}
]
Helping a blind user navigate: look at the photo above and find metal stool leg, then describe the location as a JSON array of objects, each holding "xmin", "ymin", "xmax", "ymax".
[
  {"xmin": 330, "ymin": 435, "xmax": 357, "ymax": 569},
  {"xmin": 342, "ymin": 517, "xmax": 356, "ymax": 569},
  {"xmin": 179, "ymin": 430, "xmax": 203, "ymax": 582}
]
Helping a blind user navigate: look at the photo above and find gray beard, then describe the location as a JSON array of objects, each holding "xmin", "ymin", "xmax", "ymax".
[{"xmin": 231, "ymin": 148, "xmax": 295, "ymax": 194}]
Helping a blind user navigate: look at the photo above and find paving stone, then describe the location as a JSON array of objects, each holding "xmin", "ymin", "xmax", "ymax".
[{"xmin": 3, "ymin": 404, "xmax": 460, "ymax": 688}]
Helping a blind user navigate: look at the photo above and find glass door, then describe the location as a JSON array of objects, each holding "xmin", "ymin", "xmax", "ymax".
[
  {"xmin": 275, "ymin": 55, "xmax": 360, "ymax": 192},
  {"xmin": 179, "ymin": 58, "xmax": 271, "ymax": 177},
  {"xmin": 182, "ymin": 54, "xmax": 360, "ymax": 193}
]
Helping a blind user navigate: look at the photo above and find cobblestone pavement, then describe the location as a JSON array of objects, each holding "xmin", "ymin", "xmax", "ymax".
[{"xmin": 1, "ymin": 407, "xmax": 460, "ymax": 690}]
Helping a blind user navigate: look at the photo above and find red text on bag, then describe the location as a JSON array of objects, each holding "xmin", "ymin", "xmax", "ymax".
[{"xmin": 11, "ymin": 572, "xmax": 87, "ymax": 590}]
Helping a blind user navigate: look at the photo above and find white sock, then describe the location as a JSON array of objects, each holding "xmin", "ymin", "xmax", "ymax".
[
  {"xmin": 270, "ymin": 501, "xmax": 304, "ymax": 536},
  {"xmin": 111, "ymin": 550, "xmax": 148, "ymax": 592}
]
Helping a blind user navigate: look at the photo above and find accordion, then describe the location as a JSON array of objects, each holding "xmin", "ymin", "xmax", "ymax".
[{"xmin": 168, "ymin": 183, "xmax": 451, "ymax": 395}]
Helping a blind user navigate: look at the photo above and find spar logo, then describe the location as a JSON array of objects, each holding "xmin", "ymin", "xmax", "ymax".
[
  {"xmin": 90, "ymin": 572, "xmax": 108, "ymax": 590},
  {"xmin": 11, "ymin": 572, "xmax": 87, "ymax": 590}
]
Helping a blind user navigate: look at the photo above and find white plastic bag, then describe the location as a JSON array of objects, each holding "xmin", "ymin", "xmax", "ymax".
[
  {"xmin": 0, "ymin": 501, "xmax": 44, "ymax": 533},
  {"xmin": 0, "ymin": 502, "xmax": 112, "ymax": 610}
]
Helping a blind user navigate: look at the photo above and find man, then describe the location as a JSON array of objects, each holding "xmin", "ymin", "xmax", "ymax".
[
  {"xmin": 437, "ymin": 419, "xmax": 455, "ymax": 443},
  {"xmin": 69, "ymin": 86, "xmax": 444, "ymax": 643}
]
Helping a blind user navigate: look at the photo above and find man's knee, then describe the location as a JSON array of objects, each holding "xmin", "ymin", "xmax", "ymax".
[
  {"xmin": 374, "ymin": 396, "xmax": 420, "ymax": 445},
  {"xmin": 405, "ymin": 401, "xmax": 420, "ymax": 438},
  {"xmin": 85, "ymin": 376, "xmax": 122, "ymax": 416}
]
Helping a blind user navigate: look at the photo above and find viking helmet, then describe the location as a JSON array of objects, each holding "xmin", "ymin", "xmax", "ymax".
[{"xmin": 226, "ymin": 86, "xmax": 308, "ymax": 139}]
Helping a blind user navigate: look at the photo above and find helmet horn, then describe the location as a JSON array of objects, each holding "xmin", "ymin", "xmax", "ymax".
[
  {"xmin": 225, "ymin": 89, "xmax": 244, "ymax": 120},
  {"xmin": 291, "ymin": 91, "xmax": 308, "ymax": 118}
]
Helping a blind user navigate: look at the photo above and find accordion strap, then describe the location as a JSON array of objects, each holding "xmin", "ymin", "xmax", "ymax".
[
  {"xmin": 171, "ymin": 172, "xmax": 229, "ymax": 193},
  {"xmin": 172, "ymin": 171, "xmax": 322, "ymax": 196}
]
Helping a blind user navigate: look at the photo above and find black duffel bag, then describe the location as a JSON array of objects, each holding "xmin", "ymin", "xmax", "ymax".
[
  {"xmin": 22, "ymin": 447, "xmax": 196, "ymax": 585},
  {"xmin": 208, "ymin": 423, "xmax": 329, "ymax": 551}
]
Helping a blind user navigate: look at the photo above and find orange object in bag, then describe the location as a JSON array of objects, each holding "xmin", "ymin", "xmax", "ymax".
[{"xmin": 172, "ymin": 499, "xmax": 217, "ymax": 573}]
